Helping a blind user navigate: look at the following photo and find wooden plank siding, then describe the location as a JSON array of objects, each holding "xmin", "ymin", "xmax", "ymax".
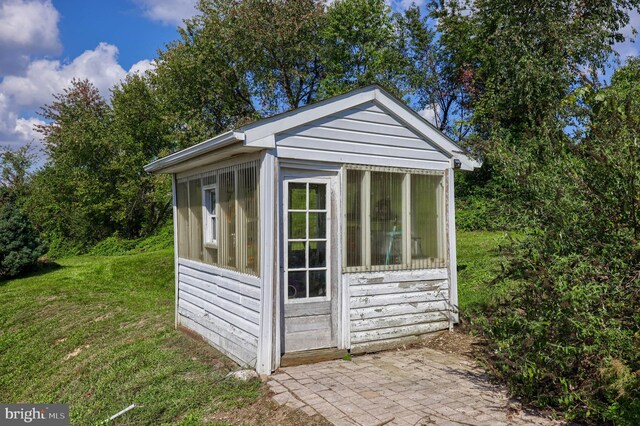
[
  {"xmin": 346, "ymin": 269, "xmax": 451, "ymax": 353},
  {"xmin": 275, "ymin": 102, "xmax": 452, "ymax": 171},
  {"xmin": 176, "ymin": 258, "xmax": 260, "ymax": 367}
]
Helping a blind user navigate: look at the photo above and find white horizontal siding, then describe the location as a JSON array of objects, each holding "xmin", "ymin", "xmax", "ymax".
[
  {"xmin": 276, "ymin": 102, "xmax": 451, "ymax": 170},
  {"xmin": 346, "ymin": 269, "xmax": 451, "ymax": 351},
  {"xmin": 177, "ymin": 258, "xmax": 260, "ymax": 367}
]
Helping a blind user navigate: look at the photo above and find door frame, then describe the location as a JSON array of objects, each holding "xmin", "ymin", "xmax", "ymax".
[{"xmin": 277, "ymin": 165, "xmax": 345, "ymax": 357}]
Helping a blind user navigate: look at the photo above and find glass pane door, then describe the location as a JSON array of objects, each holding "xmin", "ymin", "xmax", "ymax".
[{"xmin": 285, "ymin": 181, "xmax": 329, "ymax": 301}]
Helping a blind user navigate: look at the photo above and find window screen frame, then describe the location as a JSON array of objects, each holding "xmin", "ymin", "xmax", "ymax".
[
  {"xmin": 342, "ymin": 164, "xmax": 447, "ymax": 273},
  {"xmin": 175, "ymin": 155, "xmax": 261, "ymax": 276}
]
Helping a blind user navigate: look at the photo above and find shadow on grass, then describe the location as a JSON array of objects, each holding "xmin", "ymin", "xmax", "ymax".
[{"xmin": 0, "ymin": 260, "xmax": 63, "ymax": 285}]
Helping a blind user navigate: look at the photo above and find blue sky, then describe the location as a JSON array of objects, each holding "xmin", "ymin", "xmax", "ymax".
[
  {"xmin": 0, "ymin": 0, "xmax": 638, "ymax": 153},
  {"xmin": 55, "ymin": 1, "xmax": 180, "ymax": 70},
  {"xmin": 0, "ymin": 0, "xmax": 196, "ymax": 151}
]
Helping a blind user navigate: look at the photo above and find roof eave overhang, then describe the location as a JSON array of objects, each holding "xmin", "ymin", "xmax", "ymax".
[
  {"xmin": 452, "ymin": 153, "xmax": 482, "ymax": 171},
  {"xmin": 144, "ymin": 131, "xmax": 246, "ymax": 174}
]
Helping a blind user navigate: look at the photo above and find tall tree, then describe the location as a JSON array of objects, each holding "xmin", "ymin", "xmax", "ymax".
[
  {"xmin": 217, "ymin": 0, "xmax": 326, "ymax": 111},
  {"xmin": 29, "ymin": 79, "xmax": 115, "ymax": 248},
  {"xmin": 0, "ymin": 145, "xmax": 34, "ymax": 202},
  {"xmin": 435, "ymin": 0, "xmax": 640, "ymax": 138},
  {"xmin": 399, "ymin": 6, "xmax": 470, "ymax": 138},
  {"xmin": 152, "ymin": 0, "xmax": 427, "ymax": 151},
  {"xmin": 29, "ymin": 76, "xmax": 174, "ymax": 248},
  {"xmin": 153, "ymin": 0, "xmax": 326, "ymax": 149},
  {"xmin": 37, "ymin": 79, "xmax": 112, "ymax": 167},
  {"xmin": 433, "ymin": 0, "xmax": 640, "ymax": 227},
  {"xmin": 109, "ymin": 74, "xmax": 172, "ymax": 238},
  {"xmin": 320, "ymin": 0, "xmax": 407, "ymax": 97},
  {"xmin": 153, "ymin": 5, "xmax": 256, "ymax": 150}
]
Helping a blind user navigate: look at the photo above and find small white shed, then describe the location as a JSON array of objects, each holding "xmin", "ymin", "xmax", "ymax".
[{"xmin": 145, "ymin": 85, "xmax": 480, "ymax": 374}]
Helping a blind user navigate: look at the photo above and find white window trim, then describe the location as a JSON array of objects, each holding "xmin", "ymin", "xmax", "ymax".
[
  {"xmin": 283, "ymin": 177, "xmax": 332, "ymax": 304},
  {"xmin": 343, "ymin": 165, "xmax": 447, "ymax": 273},
  {"xmin": 202, "ymin": 183, "xmax": 218, "ymax": 249}
]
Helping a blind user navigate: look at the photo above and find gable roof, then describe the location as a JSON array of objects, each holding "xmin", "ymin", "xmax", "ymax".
[{"xmin": 145, "ymin": 85, "xmax": 481, "ymax": 173}]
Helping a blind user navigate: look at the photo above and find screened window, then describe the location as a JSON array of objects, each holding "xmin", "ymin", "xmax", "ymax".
[
  {"xmin": 345, "ymin": 166, "xmax": 446, "ymax": 271},
  {"xmin": 175, "ymin": 159, "xmax": 260, "ymax": 276},
  {"xmin": 218, "ymin": 170, "xmax": 236, "ymax": 269}
]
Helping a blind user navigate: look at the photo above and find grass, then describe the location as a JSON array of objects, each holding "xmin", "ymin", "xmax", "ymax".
[
  {"xmin": 0, "ymin": 248, "xmax": 260, "ymax": 425},
  {"xmin": 456, "ymin": 230, "xmax": 517, "ymax": 314},
  {"xmin": 0, "ymin": 227, "xmax": 510, "ymax": 425}
]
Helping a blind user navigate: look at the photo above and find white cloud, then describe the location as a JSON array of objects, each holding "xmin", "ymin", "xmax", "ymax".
[
  {"xmin": 1, "ymin": 43, "xmax": 129, "ymax": 110},
  {"xmin": 614, "ymin": 9, "xmax": 640, "ymax": 59},
  {"xmin": 0, "ymin": 93, "xmax": 18, "ymax": 137},
  {"xmin": 1, "ymin": 43, "xmax": 154, "ymax": 108},
  {"xmin": 0, "ymin": 43, "xmax": 153, "ymax": 151},
  {"xmin": 128, "ymin": 59, "xmax": 156, "ymax": 75},
  {"xmin": 0, "ymin": 0, "xmax": 159, "ymax": 153},
  {"xmin": 0, "ymin": 0, "xmax": 61, "ymax": 74},
  {"xmin": 133, "ymin": 0, "xmax": 197, "ymax": 25},
  {"xmin": 0, "ymin": 94, "xmax": 36, "ymax": 150},
  {"xmin": 14, "ymin": 117, "xmax": 45, "ymax": 143},
  {"xmin": 0, "ymin": 93, "xmax": 44, "ymax": 151}
]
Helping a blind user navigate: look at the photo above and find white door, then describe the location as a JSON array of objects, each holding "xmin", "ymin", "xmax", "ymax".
[{"xmin": 282, "ymin": 177, "xmax": 336, "ymax": 352}]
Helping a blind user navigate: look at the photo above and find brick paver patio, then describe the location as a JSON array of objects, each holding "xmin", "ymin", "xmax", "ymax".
[{"xmin": 268, "ymin": 346, "xmax": 559, "ymax": 426}]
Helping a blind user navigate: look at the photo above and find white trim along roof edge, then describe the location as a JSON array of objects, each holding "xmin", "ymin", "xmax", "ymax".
[
  {"xmin": 145, "ymin": 85, "xmax": 482, "ymax": 173},
  {"xmin": 144, "ymin": 130, "xmax": 241, "ymax": 173}
]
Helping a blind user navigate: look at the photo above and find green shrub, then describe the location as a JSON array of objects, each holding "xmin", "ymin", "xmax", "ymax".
[
  {"xmin": 0, "ymin": 198, "xmax": 47, "ymax": 279},
  {"xmin": 472, "ymin": 60, "xmax": 640, "ymax": 424},
  {"xmin": 132, "ymin": 222, "xmax": 174, "ymax": 253},
  {"xmin": 45, "ymin": 233, "xmax": 85, "ymax": 259},
  {"xmin": 479, "ymin": 239, "xmax": 639, "ymax": 424},
  {"xmin": 90, "ymin": 234, "xmax": 140, "ymax": 256},
  {"xmin": 455, "ymin": 167, "xmax": 535, "ymax": 232},
  {"xmin": 456, "ymin": 196, "xmax": 494, "ymax": 231},
  {"xmin": 89, "ymin": 222, "xmax": 174, "ymax": 256}
]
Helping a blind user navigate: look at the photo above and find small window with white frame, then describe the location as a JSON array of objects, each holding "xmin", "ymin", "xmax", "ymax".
[{"xmin": 202, "ymin": 184, "xmax": 218, "ymax": 248}]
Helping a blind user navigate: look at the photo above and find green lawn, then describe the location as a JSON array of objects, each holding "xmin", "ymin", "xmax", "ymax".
[
  {"xmin": 0, "ymin": 249, "xmax": 260, "ymax": 425},
  {"xmin": 0, "ymin": 229, "xmax": 509, "ymax": 425},
  {"xmin": 456, "ymin": 230, "xmax": 515, "ymax": 314}
]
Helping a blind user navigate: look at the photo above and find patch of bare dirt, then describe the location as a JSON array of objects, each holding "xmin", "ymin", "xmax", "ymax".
[
  {"xmin": 416, "ymin": 328, "xmax": 484, "ymax": 358},
  {"xmin": 93, "ymin": 312, "xmax": 114, "ymax": 322},
  {"xmin": 205, "ymin": 390, "xmax": 331, "ymax": 426},
  {"xmin": 360, "ymin": 328, "xmax": 484, "ymax": 360},
  {"xmin": 64, "ymin": 344, "xmax": 90, "ymax": 360}
]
